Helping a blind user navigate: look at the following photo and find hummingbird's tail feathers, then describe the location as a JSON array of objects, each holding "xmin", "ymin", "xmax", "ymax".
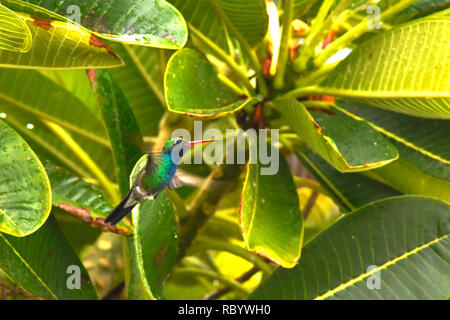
[{"xmin": 105, "ymin": 190, "xmax": 137, "ymax": 225}]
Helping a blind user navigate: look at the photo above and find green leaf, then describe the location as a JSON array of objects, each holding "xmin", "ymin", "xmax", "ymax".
[
  {"xmin": 292, "ymin": 146, "xmax": 401, "ymax": 212},
  {"xmin": 170, "ymin": 0, "xmax": 268, "ymax": 48},
  {"xmin": 14, "ymin": 0, "xmax": 187, "ymax": 49},
  {"xmin": 46, "ymin": 162, "xmax": 133, "ymax": 236},
  {"xmin": 240, "ymin": 143, "xmax": 303, "ymax": 268},
  {"xmin": 0, "ymin": 3, "xmax": 32, "ymax": 52},
  {"xmin": 337, "ymin": 101, "xmax": 450, "ymax": 202},
  {"xmin": 165, "ymin": 48, "xmax": 257, "ymax": 117},
  {"xmin": 0, "ymin": 3, "xmax": 123, "ymax": 68},
  {"xmin": 108, "ymin": 44, "xmax": 166, "ymax": 136},
  {"xmin": 250, "ymin": 196, "xmax": 450, "ymax": 299},
  {"xmin": 130, "ymin": 155, "xmax": 179, "ymax": 299},
  {"xmin": 0, "ymin": 119, "xmax": 51, "ymax": 237},
  {"xmin": 319, "ymin": 18, "xmax": 450, "ymax": 119},
  {"xmin": 94, "ymin": 69, "xmax": 144, "ymax": 196},
  {"xmin": 0, "ymin": 68, "xmax": 108, "ymax": 146},
  {"xmin": 0, "ymin": 213, "xmax": 98, "ymax": 299},
  {"xmin": 273, "ymin": 98, "xmax": 398, "ymax": 172}
]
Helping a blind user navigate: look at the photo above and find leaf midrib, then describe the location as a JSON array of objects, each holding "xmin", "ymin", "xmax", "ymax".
[
  {"xmin": 0, "ymin": 232, "xmax": 58, "ymax": 299},
  {"xmin": 314, "ymin": 233, "xmax": 449, "ymax": 300}
]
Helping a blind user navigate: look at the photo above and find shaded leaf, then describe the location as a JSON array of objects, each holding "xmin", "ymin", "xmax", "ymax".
[
  {"xmin": 46, "ymin": 162, "xmax": 133, "ymax": 236},
  {"xmin": 170, "ymin": 0, "xmax": 268, "ymax": 48},
  {"xmin": 337, "ymin": 101, "xmax": 450, "ymax": 202},
  {"xmin": 292, "ymin": 146, "xmax": 401, "ymax": 212},
  {"xmin": 250, "ymin": 196, "xmax": 450, "ymax": 299},
  {"xmin": 108, "ymin": 44, "xmax": 166, "ymax": 136},
  {"xmin": 94, "ymin": 69, "xmax": 144, "ymax": 196},
  {"xmin": 274, "ymin": 98, "xmax": 398, "ymax": 172},
  {"xmin": 0, "ymin": 213, "xmax": 98, "ymax": 299},
  {"xmin": 240, "ymin": 142, "xmax": 303, "ymax": 268},
  {"xmin": 0, "ymin": 119, "xmax": 51, "ymax": 237}
]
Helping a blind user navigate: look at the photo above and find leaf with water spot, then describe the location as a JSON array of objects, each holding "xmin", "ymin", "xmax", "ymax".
[
  {"xmin": 0, "ymin": 119, "xmax": 51, "ymax": 237},
  {"xmin": 240, "ymin": 142, "xmax": 303, "ymax": 268},
  {"xmin": 130, "ymin": 155, "xmax": 178, "ymax": 299},
  {"xmin": 250, "ymin": 196, "xmax": 450, "ymax": 299},
  {"xmin": 165, "ymin": 48, "xmax": 257, "ymax": 117}
]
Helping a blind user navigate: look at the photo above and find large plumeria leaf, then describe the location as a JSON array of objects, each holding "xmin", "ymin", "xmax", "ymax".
[
  {"xmin": 240, "ymin": 142, "xmax": 303, "ymax": 268},
  {"xmin": 131, "ymin": 155, "xmax": 179, "ymax": 299},
  {"xmin": 165, "ymin": 48, "xmax": 257, "ymax": 117},
  {"xmin": 170, "ymin": 0, "xmax": 267, "ymax": 49},
  {"xmin": 0, "ymin": 105, "xmax": 116, "ymax": 188},
  {"xmin": 0, "ymin": 214, "xmax": 98, "ymax": 299},
  {"xmin": 0, "ymin": 68, "xmax": 108, "ymax": 146},
  {"xmin": 46, "ymin": 162, "xmax": 133, "ymax": 236},
  {"xmin": 319, "ymin": 18, "xmax": 450, "ymax": 119},
  {"xmin": 0, "ymin": 4, "xmax": 123, "ymax": 68},
  {"xmin": 292, "ymin": 146, "xmax": 401, "ymax": 212},
  {"xmin": 0, "ymin": 3, "xmax": 32, "ymax": 52},
  {"xmin": 93, "ymin": 69, "xmax": 144, "ymax": 197},
  {"xmin": 9, "ymin": 0, "xmax": 187, "ymax": 49},
  {"xmin": 250, "ymin": 196, "xmax": 450, "ymax": 299},
  {"xmin": 0, "ymin": 119, "xmax": 51, "ymax": 237},
  {"xmin": 273, "ymin": 98, "xmax": 398, "ymax": 172},
  {"xmin": 337, "ymin": 101, "xmax": 450, "ymax": 202},
  {"xmin": 108, "ymin": 44, "xmax": 166, "ymax": 136}
]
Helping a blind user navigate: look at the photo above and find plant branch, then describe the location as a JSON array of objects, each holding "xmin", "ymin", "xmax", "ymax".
[
  {"xmin": 201, "ymin": 266, "xmax": 259, "ymax": 300},
  {"xmin": 194, "ymin": 236, "xmax": 273, "ymax": 275},
  {"xmin": 189, "ymin": 24, "xmax": 255, "ymax": 96},
  {"xmin": 177, "ymin": 164, "xmax": 241, "ymax": 260},
  {"xmin": 293, "ymin": 0, "xmax": 336, "ymax": 72},
  {"xmin": 313, "ymin": 0, "xmax": 419, "ymax": 67},
  {"xmin": 210, "ymin": 0, "xmax": 268, "ymax": 97},
  {"xmin": 173, "ymin": 267, "xmax": 249, "ymax": 295},
  {"xmin": 273, "ymin": 0, "xmax": 294, "ymax": 89}
]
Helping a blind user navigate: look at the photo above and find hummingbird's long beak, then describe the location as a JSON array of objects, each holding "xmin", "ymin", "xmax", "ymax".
[{"xmin": 187, "ymin": 139, "xmax": 218, "ymax": 146}]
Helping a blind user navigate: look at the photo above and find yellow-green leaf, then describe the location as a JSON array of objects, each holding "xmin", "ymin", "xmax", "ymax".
[
  {"xmin": 0, "ymin": 3, "xmax": 31, "ymax": 52},
  {"xmin": 0, "ymin": 119, "xmax": 51, "ymax": 236},
  {"xmin": 319, "ymin": 18, "xmax": 450, "ymax": 119}
]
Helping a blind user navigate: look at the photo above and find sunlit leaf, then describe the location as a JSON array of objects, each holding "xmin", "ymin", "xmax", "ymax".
[
  {"xmin": 240, "ymin": 142, "xmax": 303, "ymax": 268},
  {"xmin": 10, "ymin": 0, "xmax": 187, "ymax": 48},
  {"xmin": 165, "ymin": 48, "xmax": 257, "ymax": 117},
  {"xmin": 0, "ymin": 3, "xmax": 32, "ymax": 52},
  {"xmin": 319, "ymin": 18, "xmax": 450, "ymax": 119}
]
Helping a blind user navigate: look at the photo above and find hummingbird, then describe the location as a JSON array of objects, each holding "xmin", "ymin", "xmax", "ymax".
[{"xmin": 105, "ymin": 137, "xmax": 215, "ymax": 225}]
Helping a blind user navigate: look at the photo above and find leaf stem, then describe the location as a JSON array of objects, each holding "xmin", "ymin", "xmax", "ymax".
[
  {"xmin": 273, "ymin": 0, "xmax": 294, "ymax": 89},
  {"xmin": 293, "ymin": 0, "xmax": 336, "ymax": 72},
  {"xmin": 281, "ymin": 85, "xmax": 325, "ymax": 99},
  {"xmin": 295, "ymin": 60, "xmax": 341, "ymax": 87},
  {"xmin": 173, "ymin": 267, "xmax": 250, "ymax": 295},
  {"xmin": 210, "ymin": 0, "xmax": 268, "ymax": 97},
  {"xmin": 195, "ymin": 236, "xmax": 273, "ymax": 276},
  {"xmin": 189, "ymin": 24, "xmax": 255, "ymax": 96}
]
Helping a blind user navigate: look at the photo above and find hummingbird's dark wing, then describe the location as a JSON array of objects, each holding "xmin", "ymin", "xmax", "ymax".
[
  {"xmin": 143, "ymin": 152, "xmax": 164, "ymax": 175},
  {"xmin": 106, "ymin": 152, "xmax": 164, "ymax": 226}
]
